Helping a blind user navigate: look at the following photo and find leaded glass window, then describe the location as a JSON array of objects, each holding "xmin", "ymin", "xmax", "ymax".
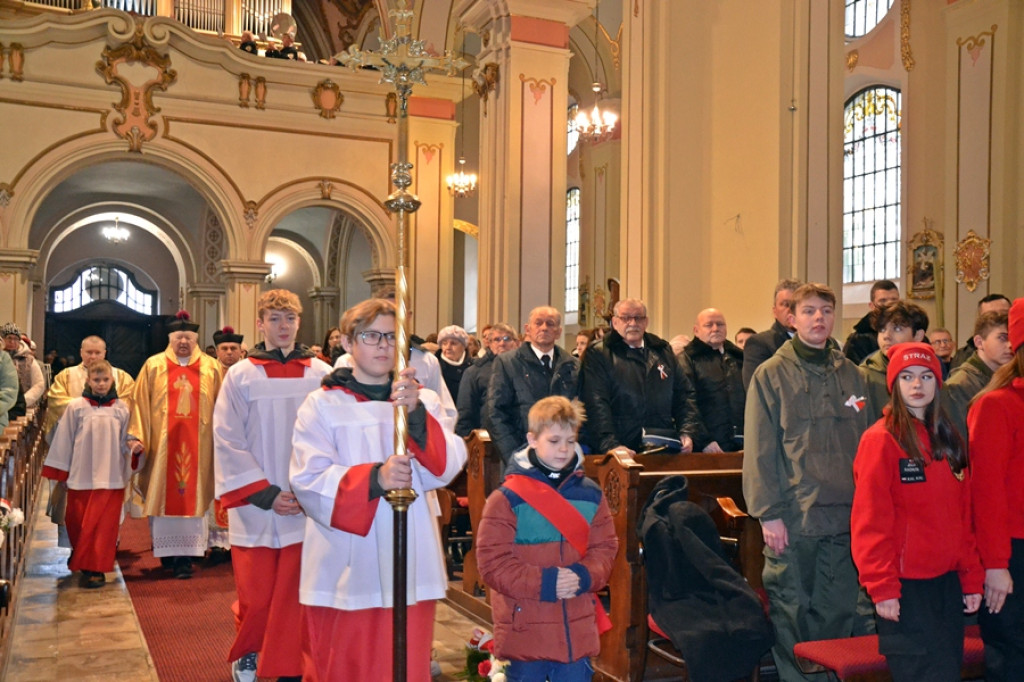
[
  {"xmin": 50, "ymin": 265, "xmax": 155, "ymax": 315},
  {"xmin": 565, "ymin": 188, "xmax": 581, "ymax": 314},
  {"xmin": 845, "ymin": 0, "xmax": 895, "ymax": 38},
  {"xmin": 843, "ymin": 86, "xmax": 902, "ymax": 284}
]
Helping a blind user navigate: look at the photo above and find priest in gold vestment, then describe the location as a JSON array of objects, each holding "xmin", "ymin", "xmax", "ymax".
[
  {"xmin": 43, "ymin": 335, "xmax": 135, "ymax": 436},
  {"xmin": 129, "ymin": 311, "xmax": 222, "ymax": 578}
]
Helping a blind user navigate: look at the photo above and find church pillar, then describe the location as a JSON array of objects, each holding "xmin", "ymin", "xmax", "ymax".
[
  {"xmin": 0, "ymin": 249, "xmax": 39, "ymax": 332},
  {"xmin": 187, "ymin": 283, "xmax": 225, "ymax": 350},
  {"xmin": 307, "ymin": 285, "xmax": 340, "ymax": 346},
  {"xmin": 217, "ymin": 260, "xmax": 271, "ymax": 347},
  {"xmin": 459, "ymin": 0, "xmax": 594, "ymax": 329}
]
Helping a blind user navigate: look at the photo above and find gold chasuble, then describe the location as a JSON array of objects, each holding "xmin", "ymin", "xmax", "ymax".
[
  {"xmin": 129, "ymin": 347, "xmax": 222, "ymax": 517},
  {"xmin": 43, "ymin": 364, "xmax": 135, "ymax": 434}
]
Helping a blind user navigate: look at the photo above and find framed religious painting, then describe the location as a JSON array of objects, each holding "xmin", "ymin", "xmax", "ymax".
[{"xmin": 906, "ymin": 226, "xmax": 943, "ymax": 300}]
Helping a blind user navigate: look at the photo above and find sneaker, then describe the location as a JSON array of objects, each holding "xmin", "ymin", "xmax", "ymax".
[
  {"xmin": 173, "ymin": 557, "xmax": 193, "ymax": 580},
  {"xmin": 80, "ymin": 571, "xmax": 105, "ymax": 589},
  {"xmin": 231, "ymin": 652, "xmax": 258, "ymax": 682}
]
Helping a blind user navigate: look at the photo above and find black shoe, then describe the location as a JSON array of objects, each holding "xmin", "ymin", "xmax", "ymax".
[
  {"xmin": 80, "ymin": 571, "xmax": 105, "ymax": 589},
  {"xmin": 277, "ymin": 677, "xmax": 302, "ymax": 682},
  {"xmin": 173, "ymin": 557, "xmax": 193, "ymax": 579},
  {"xmin": 160, "ymin": 556, "xmax": 174, "ymax": 570},
  {"xmin": 205, "ymin": 547, "xmax": 231, "ymax": 566}
]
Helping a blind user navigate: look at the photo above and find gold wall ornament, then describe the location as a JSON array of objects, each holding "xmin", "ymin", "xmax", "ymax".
[
  {"xmin": 956, "ymin": 24, "xmax": 997, "ymax": 56},
  {"xmin": 254, "ymin": 76, "xmax": 267, "ymax": 110},
  {"xmin": 385, "ymin": 92, "xmax": 398, "ymax": 123},
  {"xmin": 954, "ymin": 229, "xmax": 991, "ymax": 293},
  {"xmin": 0, "ymin": 184, "xmax": 12, "ymax": 207},
  {"xmin": 900, "ymin": 0, "xmax": 914, "ymax": 72},
  {"xmin": 473, "ymin": 62, "xmax": 500, "ymax": 116},
  {"xmin": 95, "ymin": 21, "xmax": 177, "ymax": 152},
  {"xmin": 5, "ymin": 43, "xmax": 25, "ymax": 81},
  {"xmin": 311, "ymin": 79, "xmax": 344, "ymax": 119},
  {"xmin": 414, "ymin": 141, "xmax": 442, "ymax": 166},
  {"xmin": 320, "ymin": 179, "xmax": 333, "ymax": 200},
  {"xmin": 846, "ymin": 49, "xmax": 859, "ymax": 72},
  {"xmin": 519, "ymin": 74, "xmax": 556, "ymax": 104},
  {"xmin": 906, "ymin": 223, "xmax": 943, "ymax": 300},
  {"xmin": 243, "ymin": 200, "xmax": 258, "ymax": 231},
  {"xmin": 238, "ymin": 74, "xmax": 252, "ymax": 108},
  {"xmin": 844, "ymin": 90, "xmax": 900, "ymax": 136},
  {"xmin": 597, "ymin": 22, "xmax": 622, "ymax": 71}
]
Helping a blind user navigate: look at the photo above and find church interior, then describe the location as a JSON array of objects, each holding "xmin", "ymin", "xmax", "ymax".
[{"xmin": 0, "ymin": 0, "xmax": 1022, "ymax": 679}]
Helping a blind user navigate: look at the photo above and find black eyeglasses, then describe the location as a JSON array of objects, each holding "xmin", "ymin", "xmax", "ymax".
[{"xmin": 358, "ymin": 331, "xmax": 397, "ymax": 347}]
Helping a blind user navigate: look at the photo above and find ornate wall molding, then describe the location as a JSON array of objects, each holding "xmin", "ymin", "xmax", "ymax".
[
  {"xmin": 238, "ymin": 74, "xmax": 252, "ymax": 108},
  {"xmin": 519, "ymin": 74, "xmax": 556, "ymax": 104},
  {"xmin": 846, "ymin": 49, "xmax": 859, "ymax": 72},
  {"xmin": 312, "ymin": 79, "xmax": 344, "ymax": 119},
  {"xmin": 414, "ymin": 141, "xmax": 442, "ymax": 166},
  {"xmin": 954, "ymin": 230, "xmax": 991, "ymax": 293},
  {"xmin": 900, "ymin": 0, "xmax": 914, "ymax": 72},
  {"xmin": 95, "ymin": 20, "xmax": 178, "ymax": 152}
]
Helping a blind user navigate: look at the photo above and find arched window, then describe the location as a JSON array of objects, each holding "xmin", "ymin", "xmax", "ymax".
[
  {"xmin": 843, "ymin": 86, "xmax": 902, "ymax": 284},
  {"xmin": 565, "ymin": 188, "xmax": 581, "ymax": 317},
  {"xmin": 50, "ymin": 265, "xmax": 155, "ymax": 315},
  {"xmin": 845, "ymin": 0, "xmax": 895, "ymax": 38}
]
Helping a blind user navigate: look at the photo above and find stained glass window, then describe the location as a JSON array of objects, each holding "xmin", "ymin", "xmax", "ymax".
[
  {"xmin": 843, "ymin": 86, "xmax": 902, "ymax": 284},
  {"xmin": 565, "ymin": 188, "xmax": 581, "ymax": 314}
]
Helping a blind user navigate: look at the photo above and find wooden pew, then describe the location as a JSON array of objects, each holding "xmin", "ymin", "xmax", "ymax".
[{"xmin": 587, "ymin": 450, "xmax": 763, "ymax": 682}]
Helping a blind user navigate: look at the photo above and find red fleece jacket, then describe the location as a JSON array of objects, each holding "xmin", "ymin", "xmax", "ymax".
[
  {"xmin": 968, "ymin": 378, "xmax": 1024, "ymax": 569},
  {"xmin": 852, "ymin": 417, "xmax": 983, "ymax": 603}
]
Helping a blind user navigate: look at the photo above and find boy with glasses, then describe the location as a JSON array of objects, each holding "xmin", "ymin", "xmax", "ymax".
[{"xmin": 290, "ymin": 298, "xmax": 467, "ymax": 680}]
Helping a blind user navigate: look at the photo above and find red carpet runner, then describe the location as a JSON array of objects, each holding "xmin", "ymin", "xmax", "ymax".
[{"xmin": 117, "ymin": 515, "xmax": 241, "ymax": 681}]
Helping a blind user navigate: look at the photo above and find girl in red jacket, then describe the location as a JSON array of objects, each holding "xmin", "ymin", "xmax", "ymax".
[
  {"xmin": 852, "ymin": 342, "xmax": 983, "ymax": 681},
  {"xmin": 967, "ymin": 297, "xmax": 1024, "ymax": 682}
]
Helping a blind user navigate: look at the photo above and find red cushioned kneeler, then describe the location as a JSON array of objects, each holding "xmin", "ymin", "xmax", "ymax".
[{"xmin": 793, "ymin": 624, "xmax": 985, "ymax": 682}]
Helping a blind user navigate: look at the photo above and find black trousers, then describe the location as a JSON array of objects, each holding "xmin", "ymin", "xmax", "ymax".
[
  {"xmin": 980, "ymin": 537, "xmax": 1024, "ymax": 682},
  {"xmin": 875, "ymin": 572, "xmax": 963, "ymax": 682}
]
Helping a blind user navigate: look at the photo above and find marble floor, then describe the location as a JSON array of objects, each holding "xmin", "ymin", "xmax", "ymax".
[{"xmin": 0, "ymin": 484, "xmax": 489, "ymax": 681}]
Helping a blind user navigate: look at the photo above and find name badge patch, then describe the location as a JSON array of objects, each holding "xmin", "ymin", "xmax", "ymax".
[{"xmin": 899, "ymin": 458, "xmax": 926, "ymax": 484}]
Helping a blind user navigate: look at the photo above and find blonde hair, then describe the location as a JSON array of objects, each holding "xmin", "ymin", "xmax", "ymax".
[
  {"xmin": 527, "ymin": 396, "xmax": 586, "ymax": 436},
  {"xmin": 339, "ymin": 299, "xmax": 396, "ymax": 339},
  {"xmin": 88, "ymin": 359, "xmax": 113, "ymax": 376},
  {"xmin": 257, "ymin": 289, "xmax": 302, "ymax": 318}
]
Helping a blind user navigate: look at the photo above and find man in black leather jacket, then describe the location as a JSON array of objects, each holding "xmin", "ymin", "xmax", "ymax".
[{"xmin": 579, "ymin": 298, "xmax": 700, "ymax": 455}]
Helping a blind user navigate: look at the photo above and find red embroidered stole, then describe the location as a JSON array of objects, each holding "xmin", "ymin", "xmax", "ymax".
[{"xmin": 165, "ymin": 358, "xmax": 202, "ymax": 515}]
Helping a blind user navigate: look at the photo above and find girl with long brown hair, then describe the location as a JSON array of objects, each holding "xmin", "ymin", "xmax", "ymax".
[{"xmin": 852, "ymin": 342, "xmax": 983, "ymax": 681}]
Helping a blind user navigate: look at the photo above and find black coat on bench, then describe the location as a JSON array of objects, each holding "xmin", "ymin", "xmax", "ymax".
[{"xmin": 639, "ymin": 476, "xmax": 774, "ymax": 682}]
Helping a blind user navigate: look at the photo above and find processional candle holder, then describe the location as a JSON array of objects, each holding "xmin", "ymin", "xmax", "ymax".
[{"xmin": 333, "ymin": 2, "xmax": 467, "ymax": 680}]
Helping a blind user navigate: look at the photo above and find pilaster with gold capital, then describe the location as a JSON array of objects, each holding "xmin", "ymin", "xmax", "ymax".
[
  {"xmin": 218, "ymin": 259, "xmax": 271, "ymax": 347},
  {"xmin": 459, "ymin": 0, "xmax": 592, "ymax": 329},
  {"xmin": 0, "ymin": 249, "xmax": 40, "ymax": 332},
  {"xmin": 186, "ymin": 283, "xmax": 226, "ymax": 349}
]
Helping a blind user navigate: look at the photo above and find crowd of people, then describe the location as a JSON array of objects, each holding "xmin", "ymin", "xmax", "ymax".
[{"xmin": 17, "ymin": 279, "xmax": 1024, "ymax": 681}]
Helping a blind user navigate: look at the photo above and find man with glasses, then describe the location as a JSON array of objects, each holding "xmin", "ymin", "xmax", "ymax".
[
  {"xmin": 579, "ymin": 298, "xmax": 700, "ymax": 455},
  {"xmin": 929, "ymin": 328, "xmax": 955, "ymax": 379},
  {"xmin": 455, "ymin": 322, "xmax": 519, "ymax": 437},
  {"xmin": 484, "ymin": 307, "xmax": 578, "ymax": 463}
]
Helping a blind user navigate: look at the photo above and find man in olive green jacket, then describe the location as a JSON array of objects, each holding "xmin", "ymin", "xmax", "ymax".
[{"xmin": 743, "ymin": 283, "xmax": 873, "ymax": 681}]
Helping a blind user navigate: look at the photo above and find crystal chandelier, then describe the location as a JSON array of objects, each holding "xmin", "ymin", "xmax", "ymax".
[
  {"xmin": 446, "ymin": 35, "xmax": 477, "ymax": 198},
  {"xmin": 101, "ymin": 216, "xmax": 129, "ymax": 244},
  {"xmin": 575, "ymin": 81, "xmax": 617, "ymax": 142},
  {"xmin": 447, "ymin": 156, "xmax": 477, "ymax": 198}
]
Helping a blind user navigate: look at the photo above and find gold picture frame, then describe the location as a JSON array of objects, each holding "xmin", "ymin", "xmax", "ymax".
[
  {"xmin": 954, "ymin": 230, "xmax": 991, "ymax": 293},
  {"xmin": 906, "ymin": 226, "xmax": 943, "ymax": 300}
]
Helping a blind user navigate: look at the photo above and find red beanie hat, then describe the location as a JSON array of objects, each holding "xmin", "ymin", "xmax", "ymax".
[
  {"xmin": 1010, "ymin": 297, "xmax": 1024, "ymax": 354},
  {"xmin": 886, "ymin": 342, "xmax": 943, "ymax": 392}
]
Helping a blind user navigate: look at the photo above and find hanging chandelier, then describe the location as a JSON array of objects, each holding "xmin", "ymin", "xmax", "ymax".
[
  {"xmin": 447, "ymin": 34, "xmax": 477, "ymax": 198},
  {"xmin": 575, "ymin": 81, "xmax": 617, "ymax": 142},
  {"xmin": 101, "ymin": 216, "xmax": 129, "ymax": 244}
]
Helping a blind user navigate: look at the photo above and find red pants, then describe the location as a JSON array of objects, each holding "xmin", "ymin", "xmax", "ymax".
[
  {"xmin": 228, "ymin": 544, "xmax": 307, "ymax": 677},
  {"xmin": 303, "ymin": 601, "xmax": 436, "ymax": 682},
  {"xmin": 66, "ymin": 488, "xmax": 122, "ymax": 573}
]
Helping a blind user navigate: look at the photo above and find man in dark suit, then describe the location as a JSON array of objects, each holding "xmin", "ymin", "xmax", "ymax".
[{"xmin": 741, "ymin": 279, "xmax": 801, "ymax": 390}]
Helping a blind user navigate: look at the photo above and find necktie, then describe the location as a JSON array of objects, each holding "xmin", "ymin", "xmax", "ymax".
[{"xmin": 541, "ymin": 354, "xmax": 551, "ymax": 370}]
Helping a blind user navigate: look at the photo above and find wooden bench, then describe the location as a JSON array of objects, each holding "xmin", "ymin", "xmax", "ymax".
[
  {"xmin": 452, "ymin": 433, "xmax": 764, "ymax": 682},
  {"xmin": 793, "ymin": 624, "xmax": 985, "ymax": 681}
]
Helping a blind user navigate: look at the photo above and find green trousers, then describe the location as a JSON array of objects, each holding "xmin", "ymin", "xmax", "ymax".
[{"xmin": 762, "ymin": 533, "xmax": 867, "ymax": 681}]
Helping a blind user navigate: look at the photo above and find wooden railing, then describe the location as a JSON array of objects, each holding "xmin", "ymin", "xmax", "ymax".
[{"xmin": 0, "ymin": 406, "xmax": 47, "ymax": 662}]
